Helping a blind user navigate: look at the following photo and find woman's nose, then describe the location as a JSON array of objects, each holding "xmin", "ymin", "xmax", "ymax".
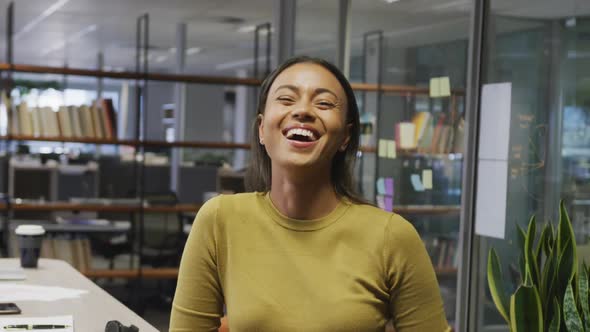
[{"xmin": 291, "ymin": 105, "xmax": 316, "ymax": 122}]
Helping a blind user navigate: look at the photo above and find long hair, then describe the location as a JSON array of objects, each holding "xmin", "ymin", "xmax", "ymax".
[{"xmin": 245, "ymin": 56, "xmax": 367, "ymax": 205}]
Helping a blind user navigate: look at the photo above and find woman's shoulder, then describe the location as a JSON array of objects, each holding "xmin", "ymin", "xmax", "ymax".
[
  {"xmin": 198, "ymin": 192, "xmax": 262, "ymax": 215},
  {"xmin": 348, "ymin": 203, "xmax": 419, "ymax": 239}
]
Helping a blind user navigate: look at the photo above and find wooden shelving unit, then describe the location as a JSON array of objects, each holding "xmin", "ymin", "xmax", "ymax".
[
  {"xmin": 0, "ymin": 202, "xmax": 200, "ymax": 213},
  {"xmin": 0, "ymin": 61, "xmax": 465, "ymax": 283},
  {"xmin": 83, "ymin": 268, "xmax": 179, "ymax": 279}
]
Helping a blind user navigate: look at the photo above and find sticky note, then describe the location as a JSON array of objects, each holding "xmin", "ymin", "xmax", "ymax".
[
  {"xmin": 384, "ymin": 196, "xmax": 393, "ymax": 212},
  {"xmin": 429, "ymin": 78, "xmax": 440, "ymax": 98},
  {"xmin": 387, "ymin": 140, "xmax": 396, "ymax": 158},
  {"xmin": 376, "ymin": 195, "xmax": 385, "ymax": 210},
  {"xmin": 376, "ymin": 178, "xmax": 386, "ymax": 195},
  {"xmin": 439, "ymin": 77, "xmax": 451, "ymax": 97},
  {"xmin": 378, "ymin": 139, "xmax": 387, "ymax": 158},
  {"xmin": 422, "ymin": 169, "xmax": 433, "ymax": 190},
  {"xmin": 384, "ymin": 178, "xmax": 394, "ymax": 196},
  {"xmin": 410, "ymin": 174, "xmax": 425, "ymax": 192}
]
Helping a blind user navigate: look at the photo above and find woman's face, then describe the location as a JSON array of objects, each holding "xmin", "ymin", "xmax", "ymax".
[{"xmin": 259, "ymin": 62, "xmax": 351, "ymax": 171}]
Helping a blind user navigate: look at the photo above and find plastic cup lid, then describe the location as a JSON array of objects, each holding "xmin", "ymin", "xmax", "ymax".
[{"xmin": 15, "ymin": 225, "xmax": 45, "ymax": 236}]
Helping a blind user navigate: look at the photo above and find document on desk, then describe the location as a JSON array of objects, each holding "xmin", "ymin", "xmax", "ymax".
[
  {"xmin": 0, "ymin": 315, "xmax": 73, "ymax": 332},
  {"xmin": 0, "ymin": 284, "xmax": 87, "ymax": 302}
]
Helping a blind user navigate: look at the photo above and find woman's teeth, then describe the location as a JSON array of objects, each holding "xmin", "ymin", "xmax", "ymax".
[{"xmin": 286, "ymin": 128, "xmax": 316, "ymax": 141}]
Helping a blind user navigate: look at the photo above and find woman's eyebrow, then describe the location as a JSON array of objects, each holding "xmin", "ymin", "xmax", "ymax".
[
  {"xmin": 273, "ymin": 84, "xmax": 299, "ymax": 94},
  {"xmin": 313, "ymin": 88, "xmax": 338, "ymax": 100}
]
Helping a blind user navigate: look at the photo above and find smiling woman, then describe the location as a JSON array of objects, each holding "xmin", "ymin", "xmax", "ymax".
[{"xmin": 169, "ymin": 56, "xmax": 451, "ymax": 332}]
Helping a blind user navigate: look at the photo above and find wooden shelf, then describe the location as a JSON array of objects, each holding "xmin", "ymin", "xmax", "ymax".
[
  {"xmin": 83, "ymin": 268, "xmax": 178, "ymax": 279},
  {"xmin": 0, "ymin": 202, "xmax": 200, "ymax": 213},
  {"xmin": 0, "ymin": 62, "xmax": 464, "ymax": 95},
  {"xmin": 393, "ymin": 206, "xmax": 461, "ymax": 215},
  {"xmin": 0, "ymin": 135, "xmax": 376, "ymax": 153}
]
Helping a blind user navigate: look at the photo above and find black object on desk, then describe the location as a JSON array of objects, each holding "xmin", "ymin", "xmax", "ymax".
[{"xmin": 105, "ymin": 320, "xmax": 139, "ymax": 332}]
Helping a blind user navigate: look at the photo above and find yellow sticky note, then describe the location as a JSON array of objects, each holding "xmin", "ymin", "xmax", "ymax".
[
  {"xmin": 387, "ymin": 140, "xmax": 396, "ymax": 159},
  {"xmin": 378, "ymin": 139, "xmax": 387, "ymax": 158},
  {"xmin": 439, "ymin": 77, "xmax": 451, "ymax": 97},
  {"xmin": 429, "ymin": 78, "xmax": 440, "ymax": 98},
  {"xmin": 422, "ymin": 169, "xmax": 433, "ymax": 190}
]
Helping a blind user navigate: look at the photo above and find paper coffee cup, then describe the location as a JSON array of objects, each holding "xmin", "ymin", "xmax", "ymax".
[{"xmin": 15, "ymin": 225, "xmax": 45, "ymax": 268}]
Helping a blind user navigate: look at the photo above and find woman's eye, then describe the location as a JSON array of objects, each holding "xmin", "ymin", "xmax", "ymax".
[
  {"xmin": 317, "ymin": 101, "xmax": 335, "ymax": 109},
  {"xmin": 277, "ymin": 97, "xmax": 295, "ymax": 104}
]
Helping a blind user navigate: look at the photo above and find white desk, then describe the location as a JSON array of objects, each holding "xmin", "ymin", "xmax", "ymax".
[{"xmin": 0, "ymin": 258, "xmax": 159, "ymax": 332}]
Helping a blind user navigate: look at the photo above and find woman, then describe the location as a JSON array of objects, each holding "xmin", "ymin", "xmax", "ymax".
[{"xmin": 170, "ymin": 56, "xmax": 450, "ymax": 331}]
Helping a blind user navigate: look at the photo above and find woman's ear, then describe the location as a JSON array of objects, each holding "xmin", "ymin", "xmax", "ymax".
[
  {"xmin": 258, "ymin": 114, "xmax": 265, "ymax": 145},
  {"xmin": 340, "ymin": 123, "xmax": 353, "ymax": 151}
]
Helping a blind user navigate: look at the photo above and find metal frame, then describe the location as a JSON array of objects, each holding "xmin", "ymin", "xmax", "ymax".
[
  {"xmin": 336, "ymin": 0, "xmax": 351, "ymax": 77},
  {"xmin": 456, "ymin": 0, "xmax": 488, "ymax": 330},
  {"xmin": 253, "ymin": 22, "xmax": 272, "ymax": 79},
  {"xmin": 361, "ymin": 30, "xmax": 383, "ymax": 201},
  {"xmin": 1, "ymin": 1, "xmax": 14, "ymax": 256}
]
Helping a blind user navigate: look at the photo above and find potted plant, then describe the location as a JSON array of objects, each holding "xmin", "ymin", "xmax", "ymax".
[{"xmin": 487, "ymin": 201, "xmax": 589, "ymax": 331}]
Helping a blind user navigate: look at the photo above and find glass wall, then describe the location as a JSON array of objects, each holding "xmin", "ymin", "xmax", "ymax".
[{"xmin": 472, "ymin": 0, "xmax": 590, "ymax": 330}]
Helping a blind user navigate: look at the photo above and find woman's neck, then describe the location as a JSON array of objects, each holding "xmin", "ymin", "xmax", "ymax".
[{"xmin": 269, "ymin": 166, "xmax": 340, "ymax": 220}]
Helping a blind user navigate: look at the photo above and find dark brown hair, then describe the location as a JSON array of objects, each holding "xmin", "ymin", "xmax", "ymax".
[{"xmin": 245, "ymin": 56, "xmax": 367, "ymax": 204}]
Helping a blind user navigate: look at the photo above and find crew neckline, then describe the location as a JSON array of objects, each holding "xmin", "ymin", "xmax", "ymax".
[{"xmin": 260, "ymin": 192, "xmax": 350, "ymax": 231}]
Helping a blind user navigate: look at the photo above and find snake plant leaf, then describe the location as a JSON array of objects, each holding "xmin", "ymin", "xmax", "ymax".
[
  {"xmin": 525, "ymin": 216, "xmax": 540, "ymax": 287},
  {"xmin": 517, "ymin": 224, "xmax": 526, "ymax": 256},
  {"xmin": 581, "ymin": 262, "xmax": 590, "ymax": 331},
  {"xmin": 548, "ymin": 298, "xmax": 561, "ymax": 332},
  {"xmin": 564, "ymin": 284, "xmax": 583, "ymax": 332},
  {"xmin": 557, "ymin": 238, "xmax": 575, "ymax": 303},
  {"xmin": 510, "ymin": 284, "xmax": 544, "ymax": 332},
  {"xmin": 536, "ymin": 223, "xmax": 549, "ymax": 265},
  {"xmin": 557, "ymin": 201, "xmax": 577, "ymax": 285},
  {"xmin": 544, "ymin": 222, "xmax": 555, "ymax": 257},
  {"xmin": 541, "ymin": 246, "xmax": 557, "ymax": 318},
  {"xmin": 488, "ymin": 248, "xmax": 510, "ymax": 323}
]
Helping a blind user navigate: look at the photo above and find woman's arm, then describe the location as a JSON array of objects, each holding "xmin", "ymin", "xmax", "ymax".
[
  {"xmin": 385, "ymin": 215, "xmax": 451, "ymax": 332},
  {"xmin": 170, "ymin": 197, "xmax": 224, "ymax": 331}
]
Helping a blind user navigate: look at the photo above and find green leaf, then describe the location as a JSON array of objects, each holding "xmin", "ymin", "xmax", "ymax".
[
  {"xmin": 557, "ymin": 239, "xmax": 575, "ymax": 304},
  {"xmin": 525, "ymin": 216, "xmax": 541, "ymax": 287},
  {"xmin": 488, "ymin": 248, "xmax": 510, "ymax": 323},
  {"xmin": 517, "ymin": 224, "xmax": 527, "ymax": 255},
  {"xmin": 548, "ymin": 298, "xmax": 561, "ymax": 332},
  {"xmin": 536, "ymin": 223, "xmax": 549, "ymax": 265},
  {"xmin": 541, "ymin": 246, "xmax": 557, "ymax": 320},
  {"xmin": 510, "ymin": 284, "xmax": 544, "ymax": 332},
  {"xmin": 564, "ymin": 284, "xmax": 583, "ymax": 332},
  {"xmin": 557, "ymin": 201, "xmax": 577, "ymax": 285},
  {"xmin": 581, "ymin": 262, "xmax": 590, "ymax": 331}
]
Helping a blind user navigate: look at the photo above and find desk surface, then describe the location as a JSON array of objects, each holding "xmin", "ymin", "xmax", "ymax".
[{"xmin": 0, "ymin": 258, "xmax": 159, "ymax": 332}]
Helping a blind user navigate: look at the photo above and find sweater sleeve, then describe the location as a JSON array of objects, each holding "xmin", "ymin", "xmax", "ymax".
[
  {"xmin": 169, "ymin": 196, "xmax": 224, "ymax": 332},
  {"xmin": 385, "ymin": 215, "xmax": 451, "ymax": 332}
]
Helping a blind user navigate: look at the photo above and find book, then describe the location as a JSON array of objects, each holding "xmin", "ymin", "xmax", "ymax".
[
  {"xmin": 31, "ymin": 107, "xmax": 42, "ymax": 137},
  {"xmin": 395, "ymin": 122, "xmax": 416, "ymax": 150},
  {"xmin": 69, "ymin": 106, "xmax": 83, "ymax": 138},
  {"xmin": 91, "ymin": 101, "xmax": 105, "ymax": 139},
  {"xmin": 100, "ymin": 98, "xmax": 117, "ymax": 139},
  {"xmin": 79, "ymin": 105, "xmax": 95, "ymax": 138},
  {"xmin": 411, "ymin": 111, "xmax": 431, "ymax": 145},
  {"xmin": 418, "ymin": 115, "xmax": 434, "ymax": 153},
  {"xmin": 58, "ymin": 106, "xmax": 73, "ymax": 137},
  {"xmin": 453, "ymin": 117, "xmax": 465, "ymax": 153},
  {"xmin": 430, "ymin": 113, "xmax": 447, "ymax": 154},
  {"xmin": 17, "ymin": 102, "xmax": 32, "ymax": 136}
]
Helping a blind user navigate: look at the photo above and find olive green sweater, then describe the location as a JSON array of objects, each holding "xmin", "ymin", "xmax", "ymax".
[{"xmin": 170, "ymin": 192, "xmax": 450, "ymax": 331}]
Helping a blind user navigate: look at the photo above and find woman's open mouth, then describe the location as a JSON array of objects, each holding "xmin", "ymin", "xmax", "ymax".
[{"xmin": 282, "ymin": 126, "xmax": 321, "ymax": 148}]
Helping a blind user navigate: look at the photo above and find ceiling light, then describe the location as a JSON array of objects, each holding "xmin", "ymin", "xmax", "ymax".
[
  {"xmin": 238, "ymin": 25, "xmax": 256, "ymax": 33},
  {"xmin": 14, "ymin": 0, "xmax": 70, "ymax": 40},
  {"xmin": 384, "ymin": 0, "xmax": 401, "ymax": 3},
  {"xmin": 186, "ymin": 47, "xmax": 201, "ymax": 55},
  {"xmin": 40, "ymin": 24, "xmax": 97, "ymax": 56},
  {"xmin": 156, "ymin": 55, "xmax": 168, "ymax": 63}
]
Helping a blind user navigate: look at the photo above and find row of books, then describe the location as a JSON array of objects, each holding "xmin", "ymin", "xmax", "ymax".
[
  {"xmin": 1, "ymin": 91, "xmax": 117, "ymax": 139},
  {"xmin": 424, "ymin": 237, "xmax": 459, "ymax": 269},
  {"xmin": 395, "ymin": 112, "xmax": 464, "ymax": 154}
]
